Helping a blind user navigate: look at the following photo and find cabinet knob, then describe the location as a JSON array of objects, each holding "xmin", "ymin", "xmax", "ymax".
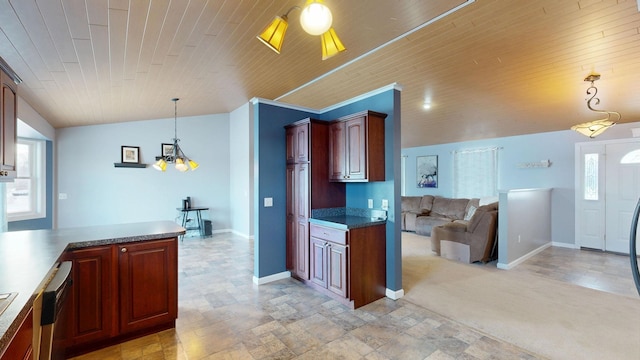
[{"xmin": 121, "ymin": 247, "xmax": 127, "ymax": 253}]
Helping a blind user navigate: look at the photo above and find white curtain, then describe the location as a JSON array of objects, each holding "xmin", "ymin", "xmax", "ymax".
[{"xmin": 453, "ymin": 147, "xmax": 499, "ymax": 199}]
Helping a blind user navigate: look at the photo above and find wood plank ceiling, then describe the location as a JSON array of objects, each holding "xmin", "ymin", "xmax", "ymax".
[{"xmin": 1, "ymin": 0, "xmax": 640, "ymax": 148}]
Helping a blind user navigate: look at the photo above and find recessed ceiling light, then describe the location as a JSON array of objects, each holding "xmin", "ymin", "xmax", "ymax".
[{"xmin": 423, "ymin": 102, "xmax": 431, "ymax": 110}]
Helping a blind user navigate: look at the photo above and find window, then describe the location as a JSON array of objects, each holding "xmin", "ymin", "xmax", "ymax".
[
  {"xmin": 453, "ymin": 147, "xmax": 499, "ymax": 199},
  {"xmin": 6, "ymin": 138, "xmax": 46, "ymax": 221}
]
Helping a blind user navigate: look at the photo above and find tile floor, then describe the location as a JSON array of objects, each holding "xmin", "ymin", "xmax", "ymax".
[{"xmin": 70, "ymin": 233, "xmax": 638, "ymax": 359}]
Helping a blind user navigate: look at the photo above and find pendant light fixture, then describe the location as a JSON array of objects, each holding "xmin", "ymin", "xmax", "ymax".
[
  {"xmin": 152, "ymin": 98, "xmax": 199, "ymax": 172},
  {"xmin": 257, "ymin": 0, "xmax": 346, "ymax": 60},
  {"xmin": 571, "ymin": 73, "xmax": 619, "ymax": 138}
]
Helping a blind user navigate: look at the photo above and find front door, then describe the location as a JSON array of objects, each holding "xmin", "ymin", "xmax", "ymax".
[{"xmin": 605, "ymin": 141, "xmax": 640, "ymax": 254}]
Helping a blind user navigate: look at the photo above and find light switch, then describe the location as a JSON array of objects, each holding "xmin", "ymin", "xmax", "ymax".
[
  {"xmin": 264, "ymin": 197, "xmax": 273, "ymax": 207},
  {"xmin": 368, "ymin": 199, "xmax": 373, "ymax": 208}
]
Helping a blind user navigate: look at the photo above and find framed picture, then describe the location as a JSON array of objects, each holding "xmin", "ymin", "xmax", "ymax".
[
  {"xmin": 162, "ymin": 143, "xmax": 174, "ymax": 157},
  {"xmin": 121, "ymin": 146, "xmax": 140, "ymax": 163},
  {"xmin": 417, "ymin": 155, "xmax": 438, "ymax": 188}
]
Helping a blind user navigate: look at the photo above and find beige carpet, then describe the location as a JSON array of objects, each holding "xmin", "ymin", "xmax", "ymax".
[{"xmin": 401, "ymin": 232, "xmax": 640, "ymax": 360}]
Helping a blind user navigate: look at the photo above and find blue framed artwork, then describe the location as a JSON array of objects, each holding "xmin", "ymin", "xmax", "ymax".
[{"xmin": 417, "ymin": 155, "xmax": 438, "ymax": 188}]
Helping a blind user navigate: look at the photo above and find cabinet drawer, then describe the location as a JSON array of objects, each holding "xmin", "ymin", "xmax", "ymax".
[{"xmin": 310, "ymin": 224, "xmax": 347, "ymax": 245}]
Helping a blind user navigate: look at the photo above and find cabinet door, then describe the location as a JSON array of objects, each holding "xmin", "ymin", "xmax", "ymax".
[
  {"xmin": 344, "ymin": 117, "xmax": 366, "ymax": 181},
  {"xmin": 329, "ymin": 121, "xmax": 346, "ymax": 180},
  {"xmin": 295, "ymin": 123, "xmax": 309, "ymax": 162},
  {"xmin": 310, "ymin": 237, "xmax": 328, "ymax": 288},
  {"xmin": 118, "ymin": 238, "xmax": 177, "ymax": 334},
  {"xmin": 295, "ymin": 219, "xmax": 309, "ymax": 279},
  {"xmin": 0, "ymin": 308, "xmax": 33, "ymax": 360},
  {"xmin": 285, "ymin": 127, "xmax": 296, "ymax": 163},
  {"xmin": 59, "ymin": 246, "xmax": 114, "ymax": 347},
  {"xmin": 286, "ymin": 165, "xmax": 295, "ymax": 270},
  {"xmin": 327, "ymin": 243, "xmax": 349, "ymax": 298},
  {"xmin": 0, "ymin": 75, "xmax": 16, "ymax": 177}
]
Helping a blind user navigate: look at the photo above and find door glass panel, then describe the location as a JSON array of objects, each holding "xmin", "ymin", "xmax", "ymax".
[
  {"xmin": 584, "ymin": 153, "xmax": 598, "ymax": 200},
  {"xmin": 621, "ymin": 149, "xmax": 640, "ymax": 164}
]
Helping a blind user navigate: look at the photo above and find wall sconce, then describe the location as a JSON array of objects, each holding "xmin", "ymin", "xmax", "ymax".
[
  {"xmin": 257, "ymin": 0, "xmax": 346, "ymax": 60},
  {"xmin": 571, "ymin": 73, "xmax": 620, "ymax": 138}
]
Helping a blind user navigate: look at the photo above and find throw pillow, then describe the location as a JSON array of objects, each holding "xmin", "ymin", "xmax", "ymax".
[{"xmin": 464, "ymin": 205, "xmax": 477, "ymax": 221}]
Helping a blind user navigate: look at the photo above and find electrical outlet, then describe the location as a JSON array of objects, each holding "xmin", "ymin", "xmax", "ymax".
[
  {"xmin": 381, "ymin": 199, "xmax": 389, "ymax": 210},
  {"xmin": 264, "ymin": 197, "xmax": 273, "ymax": 207},
  {"xmin": 368, "ymin": 199, "xmax": 373, "ymax": 208},
  {"xmin": 58, "ymin": 193, "xmax": 68, "ymax": 200}
]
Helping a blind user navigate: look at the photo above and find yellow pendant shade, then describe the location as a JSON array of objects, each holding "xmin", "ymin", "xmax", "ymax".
[
  {"xmin": 152, "ymin": 158, "xmax": 167, "ymax": 172},
  {"xmin": 188, "ymin": 160, "xmax": 199, "ymax": 171},
  {"xmin": 321, "ymin": 28, "xmax": 346, "ymax": 60},
  {"xmin": 175, "ymin": 158, "xmax": 189, "ymax": 172},
  {"xmin": 257, "ymin": 15, "xmax": 289, "ymax": 54},
  {"xmin": 571, "ymin": 120, "xmax": 616, "ymax": 138}
]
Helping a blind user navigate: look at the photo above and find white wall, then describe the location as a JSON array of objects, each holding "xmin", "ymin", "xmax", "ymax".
[
  {"xmin": 229, "ymin": 103, "xmax": 253, "ymax": 238},
  {"xmin": 56, "ymin": 113, "xmax": 230, "ymax": 229}
]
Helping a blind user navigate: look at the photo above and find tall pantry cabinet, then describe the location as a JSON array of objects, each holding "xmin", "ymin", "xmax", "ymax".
[{"xmin": 285, "ymin": 119, "xmax": 345, "ymax": 280}]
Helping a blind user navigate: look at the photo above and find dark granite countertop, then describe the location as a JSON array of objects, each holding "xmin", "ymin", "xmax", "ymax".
[
  {"xmin": 0, "ymin": 221, "xmax": 185, "ymax": 355},
  {"xmin": 309, "ymin": 208, "xmax": 387, "ymax": 230}
]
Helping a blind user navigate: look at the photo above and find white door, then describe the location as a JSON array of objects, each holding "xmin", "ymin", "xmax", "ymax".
[{"xmin": 605, "ymin": 142, "xmax": 640, "ymax": 254}]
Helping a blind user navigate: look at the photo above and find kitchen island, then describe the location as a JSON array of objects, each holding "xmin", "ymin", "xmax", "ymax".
[{"xmin": 0, "ymin": 221, "xmax": 185, "ymax": 359}]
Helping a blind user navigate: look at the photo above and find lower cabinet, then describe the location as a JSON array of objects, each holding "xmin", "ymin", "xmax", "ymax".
[
  {"xmin": 59, "ymin": 238, "xmax": 178, "ymax": 358},
  {"xmin": 0, "ymin": 308, "xmax": 33, "ymax": 360},
  {"xmin": 309, "ymin": 223, "xmax": 386, "ymax": 308}
]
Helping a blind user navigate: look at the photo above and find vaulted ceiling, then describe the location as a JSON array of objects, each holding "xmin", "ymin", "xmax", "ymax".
[{"xmin": 1, "ymin": 0, "xmax": 639, "ymax": 148}]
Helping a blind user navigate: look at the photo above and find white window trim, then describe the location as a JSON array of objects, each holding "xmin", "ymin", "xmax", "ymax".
[{"xmin": 7, "ymin": 138, "xmax": 46, "ymax": 222}]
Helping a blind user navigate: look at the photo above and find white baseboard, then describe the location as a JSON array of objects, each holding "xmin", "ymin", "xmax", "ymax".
[
  {"xmin": 252, "ymin": 271, "xmax": 291, "ymax": 285},
  {"xmin": 497, "ymin": 242, "xmax": 552, "ymax": 270},
  {"xmin": 552, "ymin": 241, "xmax": 579, "ymax": 249},
  {"xmin": 386, "ymin": 288, "xmax": 405, "ymax": 300},
  {"xmin": 230, "ymin": 229, "xmax": 252, "ymax": 239}
]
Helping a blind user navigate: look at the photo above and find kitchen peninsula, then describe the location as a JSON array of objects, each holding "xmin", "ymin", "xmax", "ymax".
[{"xmin": 0, "ymin": 221, "xmax": 185, "ymax": 359}]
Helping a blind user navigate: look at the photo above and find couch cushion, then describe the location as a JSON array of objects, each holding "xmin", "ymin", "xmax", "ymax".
[
  {"xmin": 419, "ymin": 195, "xmax": 435, "ymax": 212},
  {"xmin": 401, "ymin": 196, "xmax": 422, "ymax": 212},
  {"xmin": 431, "ymin": 197, "xmax": 470, "ymax": 220},
  {"xmin": 415, "ymin": 216, "xmax": 454, "ymax": 236}
]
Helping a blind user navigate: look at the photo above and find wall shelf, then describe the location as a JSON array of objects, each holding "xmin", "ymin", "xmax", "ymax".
[{"xmin": 114, "ymin": 163, "xmax": 147, "ymax": 168}]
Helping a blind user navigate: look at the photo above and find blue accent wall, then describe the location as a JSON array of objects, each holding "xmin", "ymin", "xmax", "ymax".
[
  {"xmin": 9, "ymin": 140, "xmax": 53, "ymax": 231},
  {"xmin": 253, "ymin": 103, "xmax": 315, "ymax": 277},
  {"xmin": 254, "ymin": 87, "xmax": 403, "ymax": 292}
]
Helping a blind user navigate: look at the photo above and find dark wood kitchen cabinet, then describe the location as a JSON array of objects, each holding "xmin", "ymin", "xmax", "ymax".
[
  {"xmin": 58, "ymin": 246, "xmax": 114, "ymax": 349},
  {"xmin": 118, "ymin": 238, "xmax": 178, "ymax": 334},
  {"xmin": 0, "ymin": 308, "xmax": 33, "ymax": 360},
  {"xmin": 329, "ymin": 110, "xmax": 387, "ymax": 182},
  {"xmin": 309, "ymin": 223, "xmax": 386, "ymax": 308},
  {"xmin": 285, "ymin": 119, "xmax": 345, "ymax": 280},
  {"xmin": 0, "ymin": 58, "xmax": 19, "ymax": 182},
  {"xmin": 59, "ymin": 237, "xmax": 178, "ymax": 358}
]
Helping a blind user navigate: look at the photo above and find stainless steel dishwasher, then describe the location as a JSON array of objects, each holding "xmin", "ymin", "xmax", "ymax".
[{"xmin": 32, "ymin": 261, "xmax": 72, "ymax": 360}]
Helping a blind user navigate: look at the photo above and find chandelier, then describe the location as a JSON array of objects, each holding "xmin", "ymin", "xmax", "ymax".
[
  {"xmin": 571, "ymin": 73, "xmax": 620, "ymax": 138},
  {"xmin": 152, "ymin": 98, "xmax": 199, "ymax": 172}
]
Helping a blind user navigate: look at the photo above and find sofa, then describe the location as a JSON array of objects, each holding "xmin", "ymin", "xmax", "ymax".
[
  {"xmin": 431, "ymin": 202, "xmax": 499, "ymax": 263},
  {"xmin": 401, "ymin": 195, "xmax": 479, "ymax": 235},
  {"xmin": 401, "ymin": 195, "xmax": 498, "ymax": 263}
]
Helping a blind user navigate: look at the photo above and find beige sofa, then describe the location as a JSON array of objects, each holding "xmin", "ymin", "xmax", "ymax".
[
  {"xmin": 431, "ymin": 202, "xmax": 499, "ymax": 263},
  {"xmin": 401, "ymin": 195, "xmax": 479, "ymax": 236}
]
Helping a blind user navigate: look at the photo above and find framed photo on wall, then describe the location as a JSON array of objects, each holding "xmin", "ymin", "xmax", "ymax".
[
  {"xmin": 417, "ymin": 155, "xmax": 438, "ymax": 188},
  {"xmin": 162, "ymin": 143, "xmax": 174, "ymax": 157},
  {"xmin": 121, "ymin": 146, "xmax": 140, "ymax": 163}
]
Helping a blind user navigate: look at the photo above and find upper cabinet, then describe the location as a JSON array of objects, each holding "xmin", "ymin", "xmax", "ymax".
[
  {"xmin": 0, "ymin": 57, "xmax": 20, "ymax": 182},
  {"xmin": 329, "ymin": 110, "xmax": 387, "ymax": 182}
]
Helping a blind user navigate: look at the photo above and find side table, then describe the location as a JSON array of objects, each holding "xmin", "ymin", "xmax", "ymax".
[{"xmin": 177, "ymin": 207, "xmax": 209, "ymax": 238}]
